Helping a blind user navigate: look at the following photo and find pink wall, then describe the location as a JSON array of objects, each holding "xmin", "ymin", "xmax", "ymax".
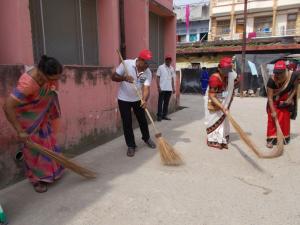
[
  {"xmin": 0, "ymin": 65, "xmax": 179, "ymax": 188},
  {"xmin": 0, "ymin": 0, "xmax": 34, "ymax": 65},
  {"xmin": 124, "ymin": 0, "xmax": 149, "ymax": 59},
  {"xmin": 0, "ymin": 0, "xmax": 178, "ymax": 188},
  {"xmin": 98, "ymin": 0, "xmax": 120, "ymax": 67},
  {"xmin": 154, "ymin": 0, "xmax": 173, "ymax": 10},
  {"xmin": 164, "ymin": 16, "xmax": 177, "ymax": 68}
]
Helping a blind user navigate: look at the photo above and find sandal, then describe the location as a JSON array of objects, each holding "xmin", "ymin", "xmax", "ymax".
[{"xmin": 33, "ymin": 182, "xmax": 48, "ymax": 193}]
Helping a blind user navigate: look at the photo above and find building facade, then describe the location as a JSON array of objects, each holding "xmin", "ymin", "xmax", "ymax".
[
  {"xmin": 175, "ymin": 2, "xmax": 210, "ymax": 43},
  {"xmin": 210, "ymin": 0, "xmax": 300, "ymax": 41},
  {"xmin": 0, "ymin": 0, "xmax": 178, "ymax": 188}
]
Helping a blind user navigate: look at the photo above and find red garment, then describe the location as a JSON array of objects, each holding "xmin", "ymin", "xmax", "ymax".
[
  {"xmin": 208, "ymin": 73, "xmax": 224, "ymax": 93},
  {"xmin": 267, "ymin": 92, "xmax": 290, "ymax": 140}
]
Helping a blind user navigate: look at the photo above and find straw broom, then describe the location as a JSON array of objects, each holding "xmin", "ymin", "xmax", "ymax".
[
  {"xmin": 26, "ymin": 140, "xmax": 97, "ymax": 178},
  {"xmin": 117, "ymin": 50, "xmax": 183, "ymax": 166},
  {"xmin": 211, "ymin": 96, "xmax": 283, "ymax": 158}
]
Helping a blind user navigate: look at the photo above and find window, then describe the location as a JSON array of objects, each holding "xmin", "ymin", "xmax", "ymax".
[
  {"xmin": 178, "ymin": 35, "xmax": 187, "ymax": 43},
  {"xmin": 236, "ymin": 18, "xmax": 244, "ymax": 34},
  {"xmin": 254, "ymin": 16, "xmax": 272, "ymax": 36},
  {"xmin": 29, "ymin": 0, "xmax": 99, "ymax": 65},
  {"xmin": 149, "ymin": 12, "xmax": 165, "ymax": 66},
  {"xmin": 189, "ymin": 34, "xmax": 198, "ymax": 42},
  {"xmin": 216, "ymin": 20, "xmax": 230, "ymax": 35},
  {"xmin": 287, "ymin": 14, "xmax": 297, "ymax": 35}
]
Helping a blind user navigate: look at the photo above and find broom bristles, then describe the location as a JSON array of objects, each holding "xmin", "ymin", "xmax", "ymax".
[
  {"xmin": 227, "ymin": 113, "xmax": 284, "ymax": 159},
  {"xmin": 156, "ymin": 136, "xmax": 183, "ymax": 166},
  {"xmin": 27, "ymin": 141, "xmax": 97, "ymax": 179},
  {"xmin": 227, "ymin": 114, "xmax": 261, "ymax": 157}
]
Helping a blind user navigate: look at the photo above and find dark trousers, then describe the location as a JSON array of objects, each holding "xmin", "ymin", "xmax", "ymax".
[
  {"xmin": 118, "ymin": 99, "xmax": 150, "ymax": 148},
  {"xmin": 157, "ymin": 91, "xmax": 172, "ymax": 118}
]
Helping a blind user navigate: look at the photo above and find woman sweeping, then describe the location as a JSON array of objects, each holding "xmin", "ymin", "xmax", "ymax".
[
  {"xmin": 204, "ymin": 57, "xmax": 237, "ymax": 150},
  {"xmin": 3, "ymin": 55, "xmax": 64, "ymax": 193},
  {"xmin": 266, "ymin": 60, "xmax": 299, "ymax": 148}
]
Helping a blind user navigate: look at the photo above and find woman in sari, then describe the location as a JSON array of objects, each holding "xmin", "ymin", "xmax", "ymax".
[
  {"xmin": 266, "ymin": 60, "xmax": 299, "ymax": 148},
  {"xmin": 3, "ymin": 55, "xmax": 64, "ymax": 193},
  {"xmin": 204, "ymin": 57, "xmax": 237, "ymax": 149}
]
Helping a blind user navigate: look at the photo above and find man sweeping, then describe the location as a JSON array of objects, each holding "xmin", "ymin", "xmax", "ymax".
[
  {"xmin": 204, "ymin": 57, "xmax": 237, "ymax": 149},
  {"xmin": 112, "ymin": 49, "xmax": 156, "ymax": 157},
  {"xmin": 156, "ymin": 55, "xmax": 175, "ymax": 121}
]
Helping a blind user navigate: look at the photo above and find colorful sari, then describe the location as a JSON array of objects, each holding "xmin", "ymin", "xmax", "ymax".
[
  {"xmin": 266, "ymin": 71, "xmax": 298, "ymax": 145},
  {"xmin": 204, "ymin": 71, "xmax": 237, "ymax": 149},
  {"xmin": 11, "ymin": 73, "xmax": 64, "ymax": 184}
]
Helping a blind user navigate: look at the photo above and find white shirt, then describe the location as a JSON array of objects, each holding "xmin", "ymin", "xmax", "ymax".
[
  {"xmin": 116, "ymin": 59, "xmax": 152, "ymax": 102},
  {"xmin": 157, "ymin": 63, "xmax": 175, "ymax": 91}
]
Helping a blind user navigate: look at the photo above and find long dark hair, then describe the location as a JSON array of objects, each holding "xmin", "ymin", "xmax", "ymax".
[{"xmin": 38, "ymin": 55, "xmax": 63, "ymax": 77}]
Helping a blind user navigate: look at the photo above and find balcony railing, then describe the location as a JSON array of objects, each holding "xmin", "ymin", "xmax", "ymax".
[{"xmin": 211, "ymin": 28, "xmax": 300, "ymax": 41}]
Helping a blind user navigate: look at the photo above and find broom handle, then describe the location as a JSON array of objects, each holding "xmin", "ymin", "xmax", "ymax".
[
  {"xmin": 117, "ymin": 50, "xmax": 160, "ymax": 135},
  {"xmin": 210, "ymin": 96, "xmax": 261, "ymax": 157}
]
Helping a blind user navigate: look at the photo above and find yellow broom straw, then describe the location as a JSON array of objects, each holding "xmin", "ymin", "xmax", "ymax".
[{"xmin": 26, "ymin": 140, "xmax": 97, "ymax": 179}]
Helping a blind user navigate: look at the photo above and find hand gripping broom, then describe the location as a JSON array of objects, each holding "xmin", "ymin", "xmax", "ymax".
[
  {"xmin": 26, "ymin": 140, "xmax": 97, "ymax": 178},
  {"xmin": 117, "ymin": 50, "xmax": 183, "ymax": 166},
  {"xmin": 211, "ymin": 96, "xmax": 283, "ymax": 158}
]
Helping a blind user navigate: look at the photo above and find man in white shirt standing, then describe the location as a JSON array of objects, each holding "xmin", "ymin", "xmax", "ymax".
[
  {"xmin": 111, "ymin": 49, "xmax": 156, "ymax": 157},
  {"xmin": 156, "ymin": 55, "xmax": 175, "ymax": 121}
]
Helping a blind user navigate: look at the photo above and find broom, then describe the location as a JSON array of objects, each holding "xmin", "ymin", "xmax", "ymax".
[
  {"xmin": 117, "ymin": 50, "xmax": 183, "ymax": 166},
  {"xmin": 26, "ymin": 140, "xmax": 97, "ymax": 178},
  {"xmin": 211, "ymin": 96, "xmax": 283, "ymax": 158}
]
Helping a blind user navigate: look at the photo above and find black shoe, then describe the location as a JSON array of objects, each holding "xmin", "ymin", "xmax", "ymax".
[
  {"xmin": 127, "ymin": 147, "xmax": 135, "ymax": 157},
  {"xmin": 157, "ymin": 117, "xmax": 162, "ymax": 122},
  {"xmin": 145, "ymin": 138, "xmax": 156, "ymax": 149},
  {"xmin": 162, "ymin": 116, "xmax": 171, "ymax": 120}
]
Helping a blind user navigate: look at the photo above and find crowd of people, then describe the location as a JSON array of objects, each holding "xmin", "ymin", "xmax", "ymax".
[{"xmin": 1, "ymin": 50, "xmax": 299, "ymax": 224}]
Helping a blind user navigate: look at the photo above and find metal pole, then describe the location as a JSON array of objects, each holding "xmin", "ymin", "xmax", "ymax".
[
  {"xmin": 119, "ymin": 0, "xmax": 126, "ymax": 58},
  {"xmin": 241, "ymin": 0, "xmax": 248, "ymax": 96}
]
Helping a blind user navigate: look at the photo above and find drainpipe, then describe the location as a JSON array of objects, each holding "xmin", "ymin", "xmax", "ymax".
[
  {"xmin": 241, "ymin": 0, "xmax": 248, "ymax": 95},
  {"xmin": 119, "ymin": 0, "xmax": 126, "ymax": 58}
]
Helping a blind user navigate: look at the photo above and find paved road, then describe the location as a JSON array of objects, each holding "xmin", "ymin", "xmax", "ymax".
[{"xmin": 1, "ymin": 95, "xmax": 300, "ymax": 225}]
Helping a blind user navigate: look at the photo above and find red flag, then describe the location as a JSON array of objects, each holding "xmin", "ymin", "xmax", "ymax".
[{"xmin": 185, "ymin": 5, "xmax": 190, "ymax": 33}]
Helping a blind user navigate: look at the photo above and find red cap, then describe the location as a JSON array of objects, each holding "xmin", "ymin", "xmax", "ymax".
[
  {"xmin": 219, "ymin": 57, "xmax": 232, "ymax": 69},
  {"xmin": 274, "ymin": 60, "xmax": 286, "ymax": 70},
  {"xmin": 165, "ymin": 54, "xmax": 172, "ymax": 60},
  {"xmin": 139, "ymin": 49, "xmax": 152, "ymax": 61}
]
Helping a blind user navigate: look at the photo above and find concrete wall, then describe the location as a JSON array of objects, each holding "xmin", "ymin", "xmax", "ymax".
[
  {"xmin": 0, "ymin": 0, "xmax": 34, "ymax": 65},
  {"xmin": 124, "ymin": 0, "xmax": 149, "ymax": 59},
  {"xmin": 98, "ymin": 0, "xmax": 120, "ymax": 67}
]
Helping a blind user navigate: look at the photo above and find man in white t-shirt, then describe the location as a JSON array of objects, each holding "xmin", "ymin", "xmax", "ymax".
[
  {"xmin": 156, "ymin": 55, "xmax": 175, "ymax": 121},
  {"xmin": 111, "ymin": 49, "xmax": 156, "ymax": 157}
]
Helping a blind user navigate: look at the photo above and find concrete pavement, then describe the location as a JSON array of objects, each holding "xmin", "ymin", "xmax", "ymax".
[{"xmin": 1, "ymin": 95, "xmax": 300, "ymax": 225}]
